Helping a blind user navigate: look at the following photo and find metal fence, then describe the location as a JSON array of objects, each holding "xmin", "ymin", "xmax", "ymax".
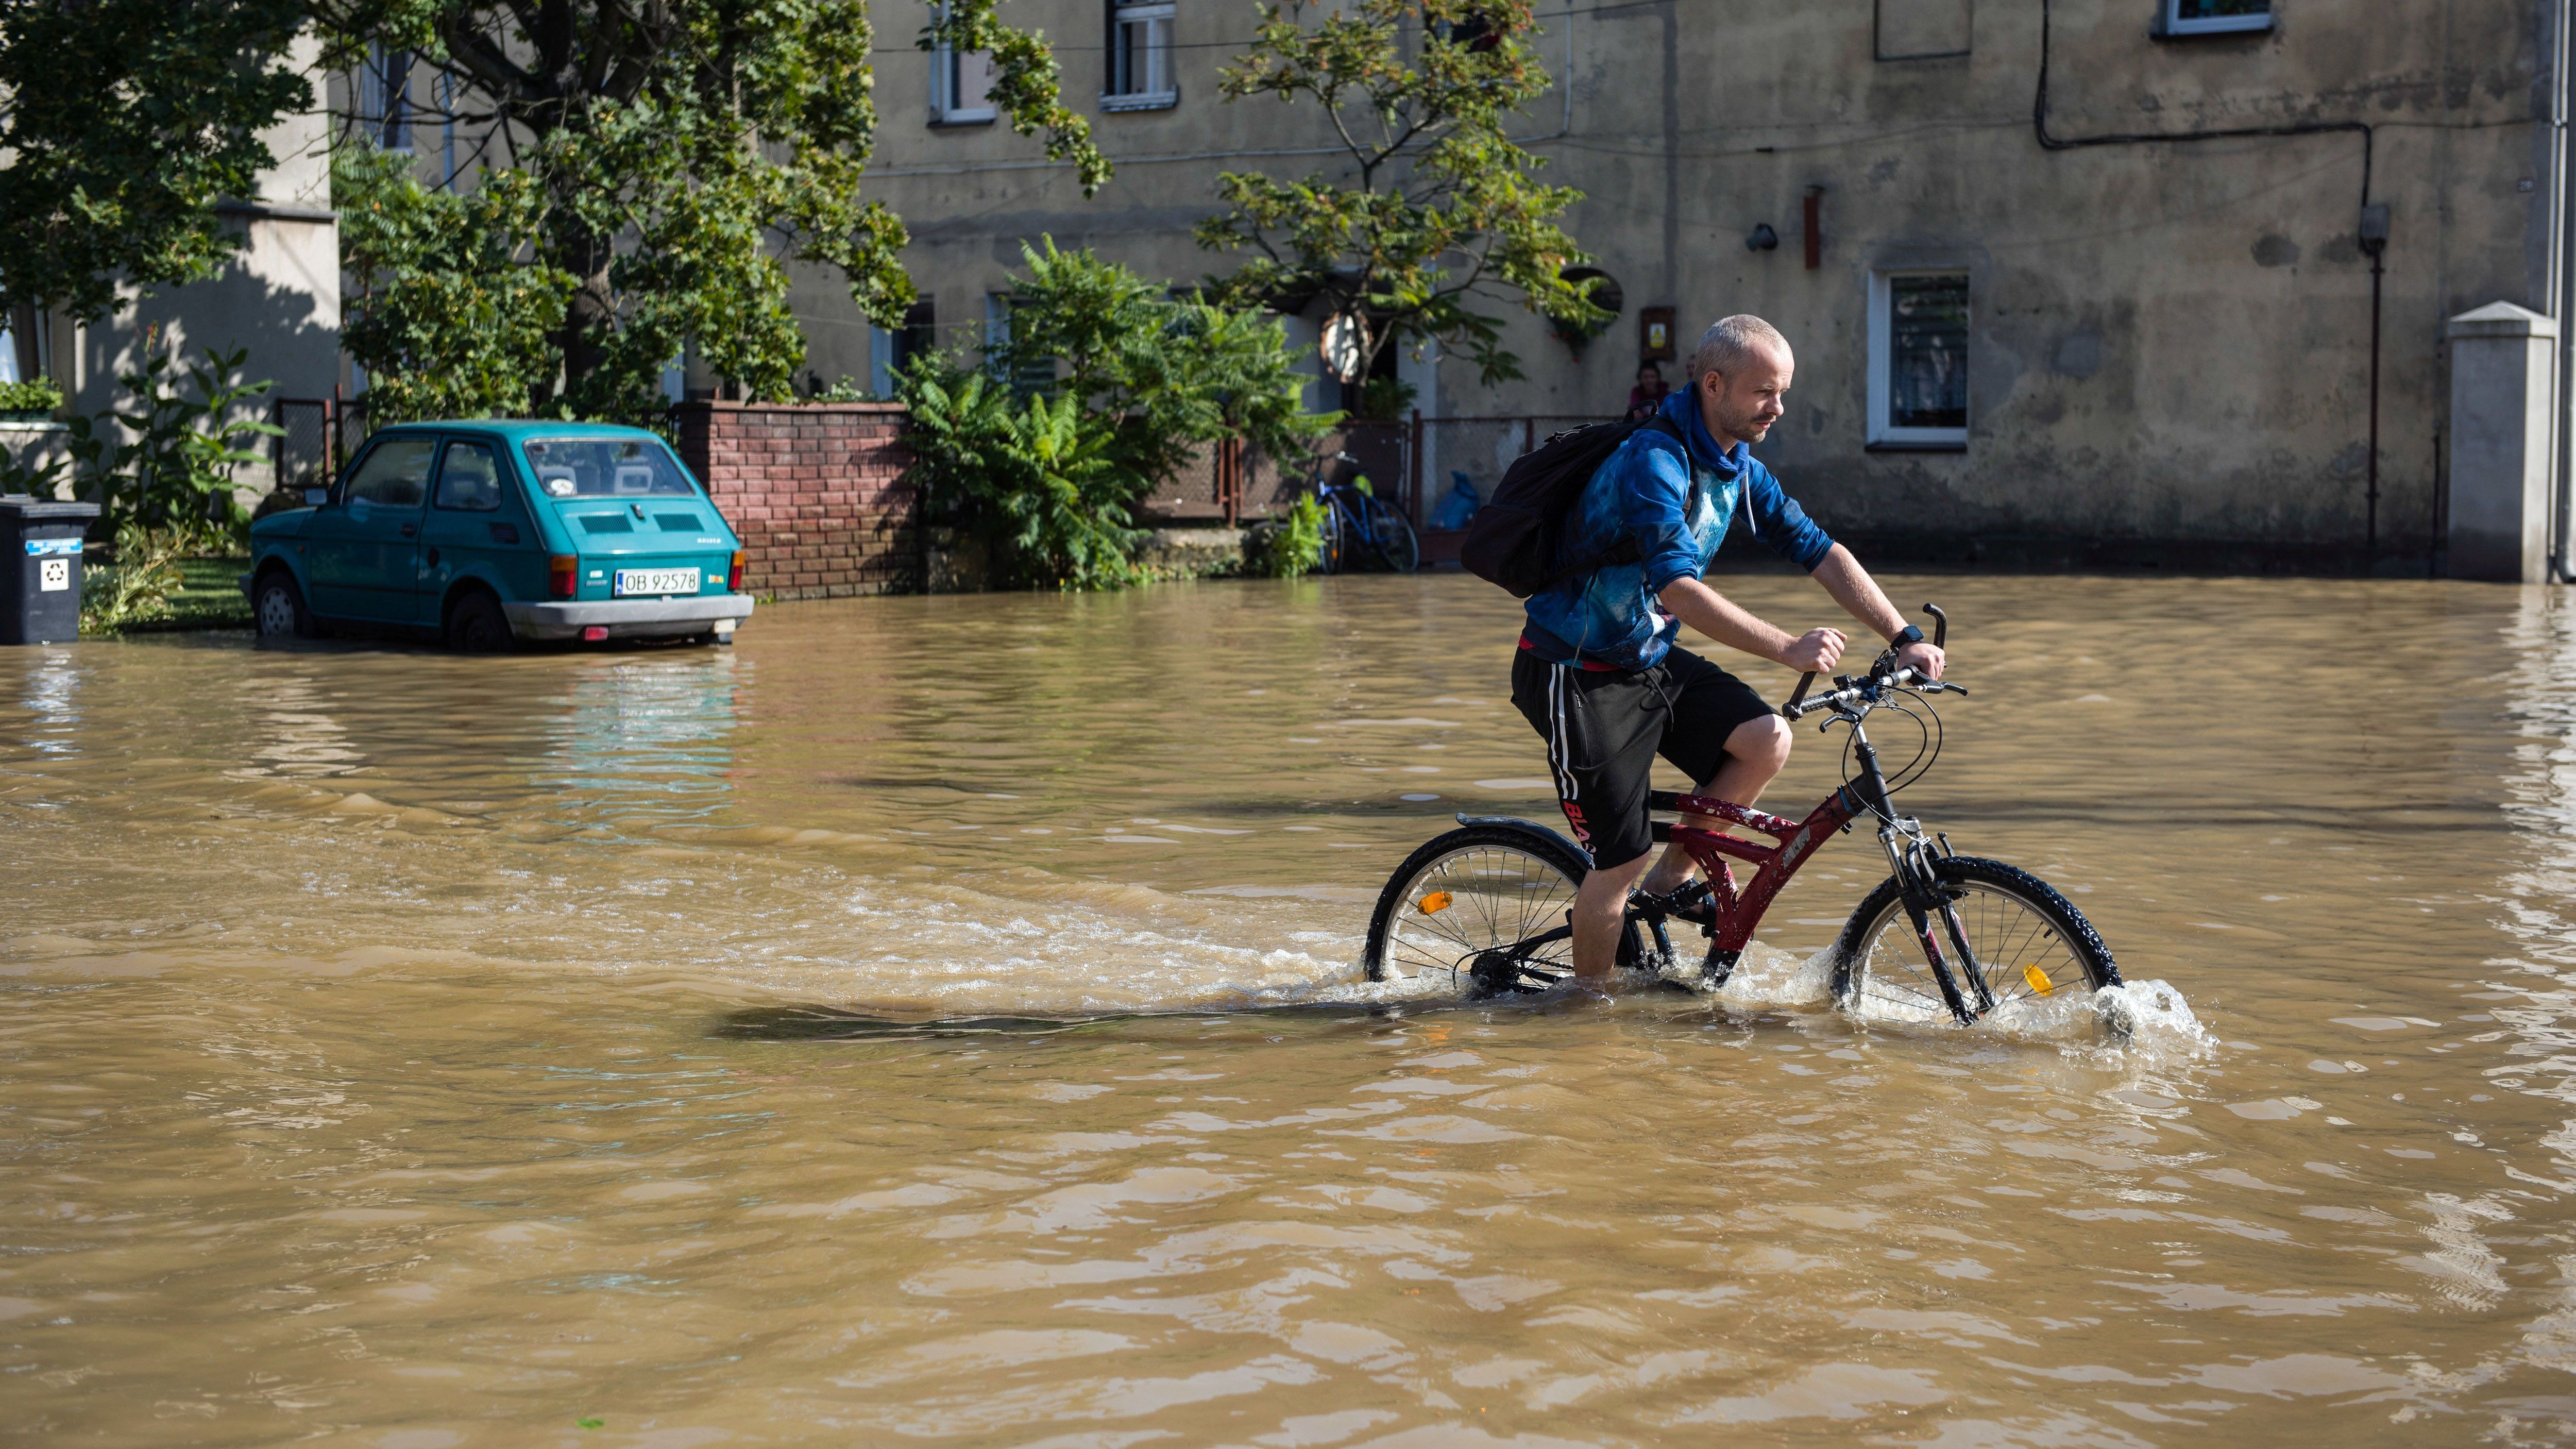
[{"xmin": 269, "ymin": 397, "xmax": 371, "ymax": 495}]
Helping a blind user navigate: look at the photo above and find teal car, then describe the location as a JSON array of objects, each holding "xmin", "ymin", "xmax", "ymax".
[{"xmin": 243, "ymin": 420, "xmax": 754, "ymax": 650}]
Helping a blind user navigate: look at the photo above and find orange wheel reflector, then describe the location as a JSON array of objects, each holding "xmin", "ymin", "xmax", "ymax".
[
  {"xmin": 2022, "ymin": 963, "xmax": 2055, "ymax": 997},
  {"xmin": 1417, "ymin": 891, "xmax": 1452, "ymax": 915}
]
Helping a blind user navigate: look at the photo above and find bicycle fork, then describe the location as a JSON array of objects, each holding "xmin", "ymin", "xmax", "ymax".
[{"xmin": 1852, "ymin": 732, "xmax": 1993, "ymax": 1025}]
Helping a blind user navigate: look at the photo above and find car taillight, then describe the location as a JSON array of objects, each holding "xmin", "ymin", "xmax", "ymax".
[
  {"xmin": 727, "ymin": 550, "xmax": 744, "ymax": 592},
  {"xmin": 550, "ymin": 554, "xmax": 578, "ymax": 599}
]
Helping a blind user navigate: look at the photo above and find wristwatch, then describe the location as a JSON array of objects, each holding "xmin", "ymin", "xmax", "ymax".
[{"xmin": 1889, "ymin": 624, "xmax": 1926, "ymax": 648}]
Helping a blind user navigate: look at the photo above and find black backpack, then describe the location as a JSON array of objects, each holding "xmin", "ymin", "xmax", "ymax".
[{"xmin": 1459, "ymin": 414, "xmax": 1687, "ymax": 598}]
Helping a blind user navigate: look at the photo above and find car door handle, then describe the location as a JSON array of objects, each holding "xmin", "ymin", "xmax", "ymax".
[{"xmin": 400, "ymin": 523, "xmax": 418, "ymax": 537}]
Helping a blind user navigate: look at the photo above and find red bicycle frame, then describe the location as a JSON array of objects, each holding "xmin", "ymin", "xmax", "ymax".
[{"xmin": 1646, "ymin": 784, "xmax": 1866, "ymax": 966}]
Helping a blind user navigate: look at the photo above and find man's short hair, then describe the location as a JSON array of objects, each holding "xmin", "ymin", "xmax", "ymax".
[{"xmin": 1689, "ymin": 315, "xmax": 1790, "ymax": 382}]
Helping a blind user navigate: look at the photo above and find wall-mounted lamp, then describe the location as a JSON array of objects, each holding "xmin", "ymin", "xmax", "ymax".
[{"xmin": 1745, "ymin": 224, "xmax": 1780, "ymax": 252}]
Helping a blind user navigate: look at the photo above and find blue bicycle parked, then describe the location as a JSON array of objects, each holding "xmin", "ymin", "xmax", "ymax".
[{"xmin": 1309, "ymin": 451, "xmax": 1421, "ymax": 575}]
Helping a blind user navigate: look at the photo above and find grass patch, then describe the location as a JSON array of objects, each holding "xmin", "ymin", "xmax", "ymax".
[{"xmin": 148, "ymin": 556, "xmax": 253, "ymax": 630}]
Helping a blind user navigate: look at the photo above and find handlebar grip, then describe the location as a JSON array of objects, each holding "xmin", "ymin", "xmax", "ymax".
[
  {"xmin": 1782, "ymin": 671, "xmax": 1816, "ymax": 718},
  {"xmin": 1924, "ymin": 602, "xmax": 1947, "ymax": 649}
]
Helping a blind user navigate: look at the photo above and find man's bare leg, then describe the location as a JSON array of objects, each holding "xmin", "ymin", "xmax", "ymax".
[
  {"xmin": 1569, "ymin": 849, "xmax": 1658, "ymax": 984},
  {"xmin": 1636, "ymin": 714, "xmax": 1793, "ymax": 897}
]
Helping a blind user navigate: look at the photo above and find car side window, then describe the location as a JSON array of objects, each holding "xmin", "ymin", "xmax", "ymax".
[
  {"xmin": 433, "ymin": 441, "xmax": 504, "ymax": 512},
  {"xmin": 344, "ymin": 437, "xmax": 437, "ymax": 508}
]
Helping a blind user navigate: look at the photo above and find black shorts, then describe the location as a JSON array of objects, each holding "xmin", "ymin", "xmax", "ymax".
[{"xmin": 1510, "ymin": 646, "xmax": 1777, "ymax": 870}]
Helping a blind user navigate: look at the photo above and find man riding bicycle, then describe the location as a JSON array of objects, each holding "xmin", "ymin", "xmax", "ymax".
[{"xmin": 1511, "ymin": 315, "xmax": 1945, "ymax": 987}]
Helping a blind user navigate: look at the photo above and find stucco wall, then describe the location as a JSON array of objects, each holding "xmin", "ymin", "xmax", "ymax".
[
  {"xmin": 62, "ymin": 31, "xmax": 341, "ymax": 504},
  {"xmin": 833, "ymin": 0, "xmax": 2556, "ymax": 562}
]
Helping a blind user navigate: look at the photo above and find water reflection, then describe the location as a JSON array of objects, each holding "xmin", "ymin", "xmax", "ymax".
[{"xmin": 537, "ymin": 653, "xmax": 741, "ymax": 829}]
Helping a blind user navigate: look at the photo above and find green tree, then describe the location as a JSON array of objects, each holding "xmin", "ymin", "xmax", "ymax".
[
  {"xmin": 904, "ymin": 240, "xmax": 1331, "ymax": 589},
  {"xmin": 335, "ymin": 142, "xmax": 574, "ymax": 424},
  {"xmin": 319, "ymin": 0, "xmax": 1109, "ymax": 419},
  {"xmin": 1195, "ymin": 0, "xmax": 1604, "ymax": 387},
  {"xmin": 987, "ymin": 239, "xmax": 1332, "ymax": 486},
  {"xmin": 0, "ymin": 0, "xmax": 310, "ymax": 320}
]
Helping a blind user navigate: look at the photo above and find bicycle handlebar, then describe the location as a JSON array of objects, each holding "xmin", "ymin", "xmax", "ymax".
[{"xmin": 1778, "ymin": 603, "xmax": 1961, "ymax": 720}]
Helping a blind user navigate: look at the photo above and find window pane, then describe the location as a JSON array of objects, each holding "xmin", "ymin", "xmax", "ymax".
[
  {"xmin": 520, "ymin": 439, "xmax": 700, "ymax": 498},
  {"xmin": 345, "ymin": 437, "xmax": 436, "ymax": 507},
  {"xmin": 955, "ymin": 49, "xmax": 995, "ymax": 110},
  {"xmin": 2177, "ymin": 0, "xmax": 2268, "ymax": 18},
  {"xmin": 434, "ymin": 442, "xmax": 504, "ymax": 511},
  {"xmin": 1887, "ymin": 275, "xmax": 1968, "ymax": 431}
]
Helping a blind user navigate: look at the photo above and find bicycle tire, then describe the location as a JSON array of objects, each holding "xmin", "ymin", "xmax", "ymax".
[
  {"xmin": 1319, "ymin": 496, "xmax": 1354, "ymax": 575},
  {"xmin": 1366, "ymin": 499, "xmax": 1421, "ymax": 574},
  {"xmin": 1364, "ymin": 825, "xmax": 1589, "ymax": 999},
  {"xmin": 1832, "ymin": 855, "xmax": 2119, "ymax": 1024}
]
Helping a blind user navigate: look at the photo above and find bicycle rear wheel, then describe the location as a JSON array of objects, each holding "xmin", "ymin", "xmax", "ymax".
[
  {"xmin": 1364, "ymin": 825, "xmax": 1587, "ymax": 1000},
  {"xmin": 1365, "ymin": 498, "xmax": 1421, "ymax": 574},
  {"xmin": 1832, "ymin": 855, "xmax": 2119, "ymax": 1025}
]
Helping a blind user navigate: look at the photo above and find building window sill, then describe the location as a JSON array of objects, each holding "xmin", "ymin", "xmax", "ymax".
[
  {"xmin": 2155, "ymin": 16, "xmax": 2273, "ymax": 38},
  {"xmin": 929, "ymin": 110, "xmax": 997, "ymax": 127},
  {"xmin": 1099, "ymin": 91, "xmax": 1178, "ymax": 113},
  {"xmin": 1865, "ymin": 438, "xmax": 1968, "ymax": 453}
]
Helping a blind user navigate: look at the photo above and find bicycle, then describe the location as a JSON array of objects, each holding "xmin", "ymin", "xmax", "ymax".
[
  {"xmin": 1361, "ymin": 605, "xmax": 2123, "ymax": 1027},
  {"xmin": 1309, "ymin": 451, "xmax": 1421, "ymax": 575}
]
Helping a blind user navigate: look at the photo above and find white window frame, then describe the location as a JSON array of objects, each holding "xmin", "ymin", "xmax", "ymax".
[
  {"xmin": 2162, "ymin": 0, "xmax": 2272, "ymax": 37},
  {"xmin": 929, "ymin": 11, "xmax": 997, "ymax": 125},
  {"xmin": 1103, "ymin": 0, "xmax": 1177, "ymax": 112},
  {"xmin": 1867, "ymin": 269, "xmax": 1970, "ymax": 450}
]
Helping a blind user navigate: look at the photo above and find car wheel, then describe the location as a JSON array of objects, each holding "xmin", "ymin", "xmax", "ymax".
[
  {"xmin": 254, "ymin": 571, "xmax": 318, "ymax": 639},
  {"xmin": 446, "ymin": 591, "xmax": 515, "ymax": 653}
]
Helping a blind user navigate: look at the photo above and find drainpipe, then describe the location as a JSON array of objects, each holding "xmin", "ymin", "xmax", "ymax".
[
  {"xmin": 2362, "ymin": 205, "xmax": 2388, "ymax": 571},
  {"xmin": 2553, "ymin": 0, "xmax": 2575, "ymax": 581}
]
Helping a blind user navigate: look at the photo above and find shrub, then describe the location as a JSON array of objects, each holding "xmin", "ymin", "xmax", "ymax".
[
  {"xmin": 69, "ymin": 331, "xmax": 280, "ymax": 541},
  {"xmin": 900, "ymin": 358, "xmax": 1147, "ymax": 591},
  {"xmin": 0, "ymin": 378, "xmax": 62, "ymax": 414},
  {"xmin": 899, "ymin": 238, "xmax": 1334, "ymax": 590},
  {"xmin": 1243, "ymin": 493, "xmax": 1327, "ymax": 578},
  {"xmin": 78, "ymin": 522, "xmax": 185, "ymax": 634}
]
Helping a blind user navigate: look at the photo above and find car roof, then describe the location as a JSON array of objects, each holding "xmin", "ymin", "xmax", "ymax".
[{"xmin": 366, "ymin": 420, "xmax": 671, "ymax": 443}]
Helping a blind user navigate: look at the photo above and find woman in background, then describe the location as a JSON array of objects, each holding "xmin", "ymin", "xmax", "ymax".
[{"xmin": 1624, "ymin": 361, "xmax": 1669, "ymax": 422}]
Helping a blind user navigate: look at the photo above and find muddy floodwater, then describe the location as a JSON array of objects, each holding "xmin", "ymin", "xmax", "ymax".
[{"xmin": 5, "ymin": 573, "xmax": 2575, "ymax": 1446}]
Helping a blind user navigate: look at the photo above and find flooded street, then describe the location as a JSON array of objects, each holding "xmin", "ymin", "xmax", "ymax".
[{"xmin": 7, "ymin": 571, "xmax": 2576, "ymax": 1445}]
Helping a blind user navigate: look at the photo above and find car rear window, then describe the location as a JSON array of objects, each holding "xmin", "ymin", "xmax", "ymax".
[{"xmin": 521, "ymin": 437, "xmax": 701, "ymax": 499}]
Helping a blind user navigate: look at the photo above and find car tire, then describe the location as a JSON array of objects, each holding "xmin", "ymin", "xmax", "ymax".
[
  {"xmin": 445, "ymin": 590, "xmax": 515, "ymax": 653},
  {"xmin": 253, "ymin": 570, "xmax": 320, "ymax": 640}
]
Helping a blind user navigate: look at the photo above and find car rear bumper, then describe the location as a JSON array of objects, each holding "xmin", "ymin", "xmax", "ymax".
[{"xmin": 503, "ymin": 594, "xmax": 755, "ymax": 640}]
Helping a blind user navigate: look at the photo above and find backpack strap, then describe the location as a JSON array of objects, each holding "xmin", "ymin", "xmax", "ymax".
[{"xmin": 1542, "ymin": 414, "xmax": 1696, "ymax": 587}]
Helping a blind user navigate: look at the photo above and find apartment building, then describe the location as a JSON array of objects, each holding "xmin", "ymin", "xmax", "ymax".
[{"xmin": 812, "ymin": 0, "xmax": 2567, "ymax": 569}]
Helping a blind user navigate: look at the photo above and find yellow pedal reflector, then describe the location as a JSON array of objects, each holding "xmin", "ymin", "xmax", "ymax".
[
  {"xmin": 2021, "ymin": 963, "xmax": 2055, "ymax": 997},
  {"xmin": 1418, "ymin": 891, "xmax": 1453, "ymax": 915}
]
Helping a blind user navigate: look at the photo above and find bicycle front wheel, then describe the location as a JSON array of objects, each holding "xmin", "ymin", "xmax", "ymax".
[
  {"xmin": 1365, "ymin": 499, "xmax": 1421, "ymax": 574},
  {"xmin": 1364, "ymin": 825, "xmax": 1587, "ymax": 1000},
  {"xmin": 1832, "ymin": 855, "xmax": 2119, "ymax": 1025}
]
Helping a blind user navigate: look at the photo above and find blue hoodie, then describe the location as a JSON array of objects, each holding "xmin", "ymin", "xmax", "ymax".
[{"xmin": 1519, "ymin": 389, "xmax": 1836, "ymax": 670}]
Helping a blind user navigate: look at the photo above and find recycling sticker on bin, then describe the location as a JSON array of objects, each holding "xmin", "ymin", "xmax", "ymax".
[{"xmin": 24, "ymin": 538, "xmax": 81, "ymax": 555}]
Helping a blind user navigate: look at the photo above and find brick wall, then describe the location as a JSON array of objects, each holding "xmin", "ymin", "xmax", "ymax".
[{"xmin": 670, "ymin": 401, "xmax": 917, "ymax": 599}]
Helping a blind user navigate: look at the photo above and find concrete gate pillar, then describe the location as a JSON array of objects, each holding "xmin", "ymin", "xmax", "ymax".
[{"xmin": 2446, "ymin": 301, "xmax": 2558, "ymax": 582}]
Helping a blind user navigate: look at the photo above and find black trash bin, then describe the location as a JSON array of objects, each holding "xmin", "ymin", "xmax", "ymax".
[{"xmin": 0, "ymin": 497, "xmax": 101, "ymax": 645}]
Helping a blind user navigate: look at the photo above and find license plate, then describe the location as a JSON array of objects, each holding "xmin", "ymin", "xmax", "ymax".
[{"xmin": 614, "ymin": 567, "xmax": 700, "ymax": 597}]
